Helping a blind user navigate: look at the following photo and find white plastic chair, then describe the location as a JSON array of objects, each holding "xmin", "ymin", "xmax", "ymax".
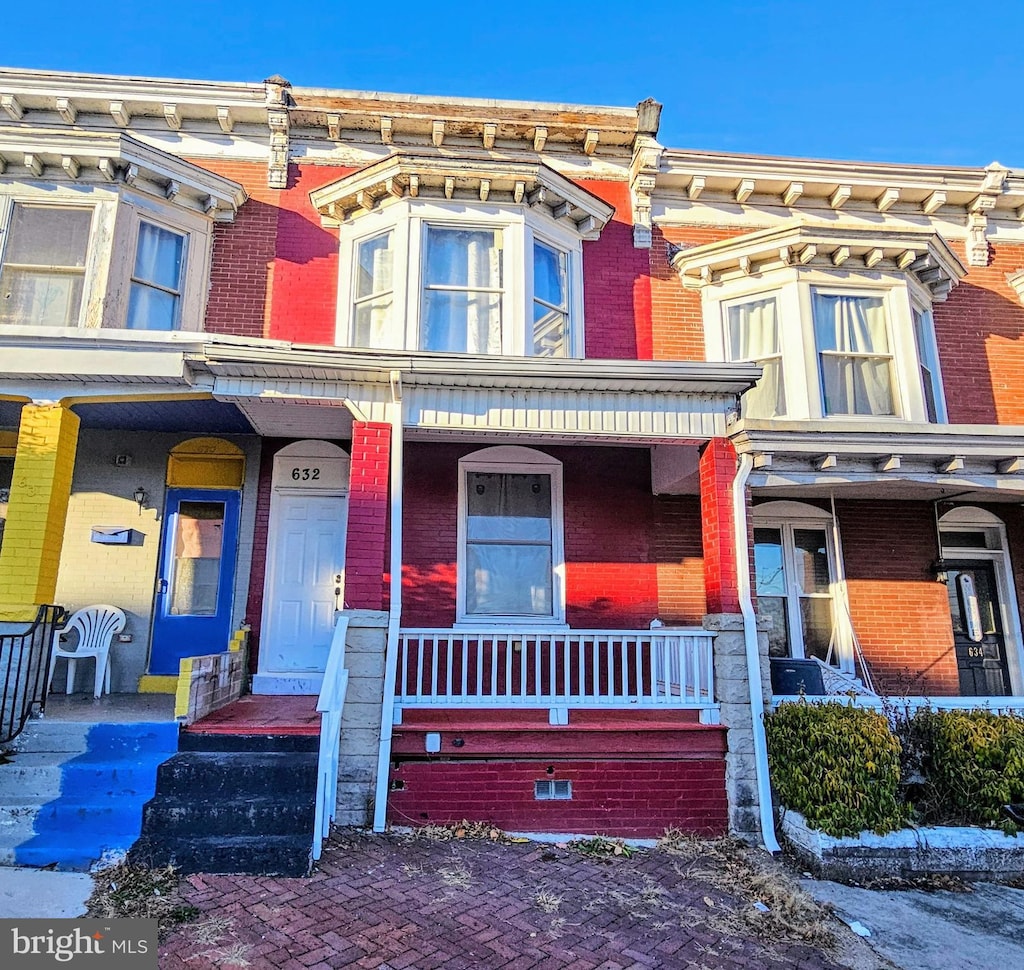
[{"xmin": 48, "ymin": 605, "xmax": 126, "ymax": 698}]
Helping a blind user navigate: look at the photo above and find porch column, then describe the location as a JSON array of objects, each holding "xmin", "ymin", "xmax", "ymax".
[
  {"xmin": 0, "ymin": 404, "xmax": 80, "ymax": 619},
  {"xmin": 343, "ymin": 421, "xmax": 392, "ymax": 610},
  {"xmin": 699, "ymin": 437, "xmax": 741, "ymax": 614}
]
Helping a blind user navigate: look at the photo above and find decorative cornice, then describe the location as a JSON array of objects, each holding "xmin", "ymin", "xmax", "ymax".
[
  {"xmin": 629, "ymin": 131, "xmax": 663, "ymax": 249},
  {"xmin": 0, "ymin": 128, "xmax": 246, "ymax": 219},
  {"xmin": 308, "ymin": 152, "xmax": 616, "ymax": 239},
  {"xmin": 670, "ymin": 222, "xmax": 966, "ymax": 301},
  {"xmin": 1006, "ymin": 269, "xmax": 1024, "ymax": 305}
]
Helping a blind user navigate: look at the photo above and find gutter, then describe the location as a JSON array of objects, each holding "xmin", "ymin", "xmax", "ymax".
[
  {"xmin": 372, "ymin": 375, "xmax": 405, "ymax": 832},
  {"xmin": 733, "ymin": 451, "xmax": 781, "ymax": 853}
]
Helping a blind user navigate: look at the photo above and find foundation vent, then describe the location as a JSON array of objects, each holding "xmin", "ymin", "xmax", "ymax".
[{"xmin": 534, "ymin": 779, "xmax": 572, "ymax": 800}]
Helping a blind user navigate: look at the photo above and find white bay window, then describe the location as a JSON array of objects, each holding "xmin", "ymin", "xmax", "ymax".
[{"xmin": 725, "ymin": 295, "xmax": 785, "ymax": 418}]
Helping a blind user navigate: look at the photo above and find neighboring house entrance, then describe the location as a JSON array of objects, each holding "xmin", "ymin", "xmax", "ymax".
[
  {"xmin": 150, "ymin": 487, "xmax": 242, "ymax": 674},
  {"xmin": 945, "ymin": 560, "xmax": 1011, "ymax": 696},
  {"xmin": 254, "ymin": 441, "xmax": 350, "ymax": 694}
]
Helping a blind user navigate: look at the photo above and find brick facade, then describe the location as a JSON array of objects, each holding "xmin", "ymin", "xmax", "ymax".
[
  {"xmin": 344, "ymin": 422, "xmax": 391, "ymax": 611},
  {"xmin": 698, "ymin": 438, "xmax": 740, "ymax": 616}
]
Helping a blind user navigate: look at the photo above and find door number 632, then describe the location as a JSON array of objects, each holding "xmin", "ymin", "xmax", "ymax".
[{"xmin": 291, "ymin": 467, "xmax": 321, "ymax": 481}]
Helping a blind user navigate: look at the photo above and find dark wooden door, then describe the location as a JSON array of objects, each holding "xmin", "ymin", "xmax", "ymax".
[{"xmin": 945, "ymin": 560, "xmax": 1011, "ymax": 696}]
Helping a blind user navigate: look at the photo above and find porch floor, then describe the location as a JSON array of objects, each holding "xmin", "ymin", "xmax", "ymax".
[
  {"xmin": 41, "ymin": 693, "xmax": 176, "ymax": 722},
  {"xmin": 183, "ymin": 694, "xmax": 320, "ymax": 736}
]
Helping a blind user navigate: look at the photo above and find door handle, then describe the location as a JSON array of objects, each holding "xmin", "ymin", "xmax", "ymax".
[
  {"xmin": 157, "ymin": 578, "xmax": 168, "ymax": 595},
  {"xmin": 334, "ymin": 574, "xmax": 342, "ymax": 612}
]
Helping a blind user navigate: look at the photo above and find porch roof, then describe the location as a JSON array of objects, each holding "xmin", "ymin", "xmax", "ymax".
[{"xmin": 733, "ymin": 418, "xmax": 1024, "ymax": 502}]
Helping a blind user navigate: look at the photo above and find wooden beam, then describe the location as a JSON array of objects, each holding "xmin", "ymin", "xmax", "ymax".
[
  {"xmin": 482, "ymin": 123, "xmax": 497, "ymax": 149},
  {"xmin": 739, "ymin": 255, "xmax": 752, "ymax": 275},
  {"xmin": 326, "ymin": 113, "xmax": 341, "ymax": 140},
  {"xmin": 384, "ymin": 177, "xmax": 404, "ymax": 199},
  {"xmin": 61, "ymin": 156, "xmax": 80, "ymax": 179},
  {"xmin": 533, "ymin": 126, "xmax": 547, "ymax": 152},
  {"xmin": 408, "ymin": 174, "xmax": 419, "ymax": 197},
  {"xmin": 56, "ymin": 97, "xmax": 77, "ymax": 125},
  {"xmin": 110, "ymin": 101, "xmax": 130, "ymax": 127},
  {"xmin": 444, "ymin": 176, "xmax": 455, "ymax": 200},
  {"xmin": 527, "ymin": 186, "xmax": 549, "ymax": 207},
  {"xmin": 513, "ymin": 181, "xmax": 525, "ymax": 204},
  {"xmin": 23, "ymin": 154, "xmax": 43, "ymax": 177},
  {"xmin": 735, "ymin": 179, "xmax": 755, "ymax": 204},
  {"xmin": 688, "ymin": 176, "xmax": 705, "ymax": 200},
  {"xmin": 831, "ymin": 246, "xmax": 851, "ymax": 267},
  {"xmin": 782, "ymin": 181, "xmax": 803, "ymax": 206},
  {"xmin": 877, "ymin": 455, "xmax": 902, "ymax": 472},
  {"xmin": 356, "ymin": 189, "xmax": 375, "ymax": 211},
  {"xmin": 479, "ymin": 179, "xmax": 490, "ymax": 202},
  {"xmin": 865, "ymin": 248, "xmax": 884, "ymax": 268},
  {"xmin": 164, "ymin": 180, "xmax": 180, "ymax": 200},
  {"xmin": 752, "ymin": 453, "xmax": 773, "ymax": 469},
  {"xmin": 876, "ymin": 187, "xmax": 900, "ymax": 212},
  {"xmin": 583, "ymin": 129, "xmax": 599, "ymax": 155},
  {"xmin": 552, "ymin": 201, "xmax": 574, "ymax": 220},
  {"xmin": 432, "ymin": 120, "xmax": 445, "ymax": 147},
  {"xmin": 217, "ymin": 106, "xmax": 233, "ymax": 133},
  {"xmin": 997, "ymin": 457, "xmax": 1024, "ymax": 474},
  {"xmin": 830, "ymin": 185, "xmax": 852, "ymax": 209},
  {"xmin": 896, "ymin": 249, "xmax": 917, "ymax": 270},
  {"xmin": 798, "ymin": 244, "xmax": 817, "ymax": 265},
  {"xmin": 814, "ymin": 454, "xmax": 838, "ymax": 471},
  {"xmin": 97, "ymin": 158, "xmax": 116, "ymax": 181},
  {"xmin": 380, "ymin": 117, "xmax": 393, "ymax": 145},
  {"xmin": 938, "ymin": 456, "xmax": 965, "ymax": 473}
]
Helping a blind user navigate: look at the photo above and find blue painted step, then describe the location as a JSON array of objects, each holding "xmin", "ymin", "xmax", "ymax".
[{"xmin": 14, "ymin": 722, "xmax": 179, "ymax": 871}]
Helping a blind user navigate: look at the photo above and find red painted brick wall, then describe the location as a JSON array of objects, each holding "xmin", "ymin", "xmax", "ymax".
[
  {"xmin": 344, "ymin": 421, "xmax": 391, "ymax": 610},
  {"xmin": 388, "ymin": 759, "xmax": 728, "ymax": 837},
  {"xmin": 653, "ymin": 494, "xmax": 707, "ymax": 624},
  {"xmin": 401, "ymin": 443, "xmax": 687, "ymax": 629},
  {"xmin": 836, "ymin": 499, "xmax": 959, "ymax": 696},
  {"xmin": 579, "ymin": 180, "xmax": 652, "ymax": 360},
  {"xmin": 196, "ymin": 159, "xmax": 279, "ymax": 338},
  {"xmin": 267, "ymin": 164, "xmax": 355, "ymax": 344},
  {"xmin": 934, "ymin": 240, "xmax": 1024, "ymax": 425},
  {"xmin": 699, "ymin": 438, "xmax": 740, "ymax": 614}
]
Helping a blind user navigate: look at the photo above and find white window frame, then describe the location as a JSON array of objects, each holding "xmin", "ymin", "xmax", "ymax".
[
  {"xmin": 0, "ymin": 184, "xmax": 211, "ymax": 334},
  {"xmin": 125, "ymin": 215, "xmax": 190, "ymax": 332},
  {"xmin": 722, "ymin": 290, "xmax": 786, "ymax": 418},
  {"xmin": 336, "ymin": 198, "xmax": 585, "ymax": 358},
  {"xmin": 455, "ymin": 445, "xmax": 566, "ymax": 627},
  {"xmin": 753, "ymin": 500, "xmax": 851, "ymax": 672},
  {"xmin": 910, "ymin": 298, "xmax": 948, "ymax": 424},
  {"xmin": 703, "ymin": 267, "xmax": 945, "ymax": 423}
]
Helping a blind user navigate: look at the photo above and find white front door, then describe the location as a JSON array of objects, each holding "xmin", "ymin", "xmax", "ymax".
[{"xmin": 255, "ymin": 492, "xmax": 348, "ymax": 693}]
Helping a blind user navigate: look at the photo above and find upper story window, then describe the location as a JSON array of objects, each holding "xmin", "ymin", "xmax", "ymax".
[
  {"xmin": 310, "ymin": 153, "xmax": 614, "ymax": 360},
  {"xmin": 676, "ymin": 225, "xmax": 962, "ymax": 424},
  {"xmin": 0, "ymin": 133, "xmax": 244, "ymax": 334}
]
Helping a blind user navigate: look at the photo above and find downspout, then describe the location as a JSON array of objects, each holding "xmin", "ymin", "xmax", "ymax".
[
  {"xmin": 372, "ymin": 373, "xmax": 404, "ymax": 832},
  {"xmin": 732, "ymin": 452, "xmax": 781, "ymax": 853}
]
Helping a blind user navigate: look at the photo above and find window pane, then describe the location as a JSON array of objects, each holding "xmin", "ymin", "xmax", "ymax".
[
  {"xmin": 170, "ymin": 501, "xmax": 225, "ymax": 616},
  {"xmin": 727, "ymin": 298, "xmax": 778, "ymax": 359},
  {"xmin": 467, "ymin": 473, "xmax": 551, "ymax": 541},
  {"xmin": 353, "ymin": 296, "xmax": 393, "ymax": 348},
  {"xmin": 466, "ymin": 544, "xmax": 552, "ymax": 615},
  {"xmin": 134, "ymin": 223, "xmax": 184, "ymax": 290},
  {"xmin": 940, "ymin": 530, "xmax": 990, "ymax": 550},
  {"xmin": 819, "ymin": 356, "xmax": 894, "ymax": 415},
  {"xmin": 813, "ymin": 294, "xmax": 887, "ymax": 353},
  {"xmin": 793, "ymin": 529, "xmax": 830, "ymax": 593},
  {"xmin": 127, "ymin": 283, "xmax": 178, "ymax": 331},
  {"xmin": 534, "ymin": 242, "xmax": 566, "ymax": 309},
  {"xmin": 355, "ymin": 232, "xmax": 393, "ymax": 299},
  {"xmin": 799, "ymin": 597, "xmax": 833, "ymax": 662},
  {"xmin": 913, "ymin": 308, "xmax": 940, "ymax": 422},
  {"xmin": 753, "ymin": 528, "xmax": 786, "ymax": 596},
  {"xmin": 422, "ymin": 289, "xmax": 501, "ymax": 353},
  {"xmin": 533, "ymin": 303, "xmax": 567, "ymax": 357},
  {"xmin": 5, "ymin": 204, "xmax": 91, "ymax": 267},
  {"xmin": 814, "ymin": 293, "xmax": 893, "ymax": 415},
  {"xmin": 759, "ymin": 596, "xmax": 791, "ymax": 657},
  {"xmin": 0, "ymin": 269, "xmax": 84, "ymax": 327},
  {"xmin": 424, "ymin": 227, "xmax": 501, "ymax": 288}
]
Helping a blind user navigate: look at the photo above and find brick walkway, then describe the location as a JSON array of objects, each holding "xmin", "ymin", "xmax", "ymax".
[{"xmin": 159, "ymin": 832, "xmax": 852, "ymax": 969}]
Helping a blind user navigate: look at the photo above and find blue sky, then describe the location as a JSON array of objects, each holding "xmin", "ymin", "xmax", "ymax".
[{"xmin": 5, "ymin": 1, "xmax": 1024, "ymax": 168}]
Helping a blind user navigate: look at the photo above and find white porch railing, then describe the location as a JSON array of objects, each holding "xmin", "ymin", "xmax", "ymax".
[
  {"xmin": 313, "ymin": 614, "xmax": 350, "ymax": 862},
  {"xmin": 395, "ymin": 628, "xmax": 716, "ymax": 713}
]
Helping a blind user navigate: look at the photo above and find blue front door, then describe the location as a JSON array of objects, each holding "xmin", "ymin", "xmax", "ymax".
[{"xmin": 149, "ymin": 488, "xmax": 241, "ymax": 675}]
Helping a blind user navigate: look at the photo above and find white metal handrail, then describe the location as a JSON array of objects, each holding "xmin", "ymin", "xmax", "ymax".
[
  {"xmin": 313, "ymin": 614, "xmax": 350, "ymax": 862},
  {"xmin": 395, "ymin": 627, "xmax": 716, "ymax": 711}
]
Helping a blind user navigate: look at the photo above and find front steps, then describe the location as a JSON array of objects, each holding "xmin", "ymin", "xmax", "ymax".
[
  {"xmin": 0, "ymin": 718, "xmax": 179, "ymax": 870},
  {"xmin": 130, "ymin": 731, "xmax": 318, "ymax": 877}
]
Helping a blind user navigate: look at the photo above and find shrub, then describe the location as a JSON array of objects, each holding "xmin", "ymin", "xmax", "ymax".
[
  {"xmin": 905, "ymin": 709, "xmax": 1024, "ymax": 828},
  {"xmin": 765, "ymin": 701, "xmax": 906, "ymax": 837}
]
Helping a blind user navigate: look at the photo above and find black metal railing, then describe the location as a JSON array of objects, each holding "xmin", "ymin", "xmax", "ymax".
[{"xmin": 0, "ymin": 604, "xmax": 68, "ymax": 744}]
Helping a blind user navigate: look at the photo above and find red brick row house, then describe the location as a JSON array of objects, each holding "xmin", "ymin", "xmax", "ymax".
[{"xmin": 1, "ymin": 67, "xmax": 1022, "ymax": 868}]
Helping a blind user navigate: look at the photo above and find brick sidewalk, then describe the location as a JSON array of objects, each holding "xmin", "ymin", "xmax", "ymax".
[{"xmin": 159, "ymin": 832, "xmax": 851, "ymax": 969}]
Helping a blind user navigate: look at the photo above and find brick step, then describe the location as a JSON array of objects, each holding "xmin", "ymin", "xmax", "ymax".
[
  {"xmin": 141, "ymin": 793, "xmax": 314, "ymax": 837},
  {"xmin": 130, "ymin": 834, "xmax": 311, "ymax": 877}
]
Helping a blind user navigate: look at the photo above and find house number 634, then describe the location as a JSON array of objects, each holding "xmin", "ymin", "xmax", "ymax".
[{"xmin": 291, "ymin": 467, "xmax": 321, "ymax": 481}]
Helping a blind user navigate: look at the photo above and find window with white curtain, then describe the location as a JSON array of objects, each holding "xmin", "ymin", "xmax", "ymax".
[
  {"xmin": 457, "ymin": 447, "xmax": 565, "ymax": 625},
  {"xmin": 912, "ymin": 306, "xmax": 944, "ymax": 423},
  {"xmin": 126, "ymin": 221, "xmax": 186, "ymax": 331},
  {"xmin": 726, "ymin": 296, "xmax": 785, "ymax": 417},
  {"xmin": 0, "ymin": 203, "xmax": 92, "ymax": 327},
  {"xmin": 812, "ymin": 292, "xmax": 894, "ymax": 416},
  {"xmin": 352, "ymin": 231, "xmax": 394, "ymax": 348},
  {"xmin": 532, "ymin": 241, "xmax": 569, "ymax": 357},
  {"xmin": 422, "ymin": 226, "xmax": 504, "ymax": 354}
]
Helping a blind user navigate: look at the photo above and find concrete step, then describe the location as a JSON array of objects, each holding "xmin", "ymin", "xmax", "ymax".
[
  {"xmin": 179, "ymin": 731, "xmax": 319, "ymax": 753},
  {"xmin": 156, "ymin": 751, "xmax": 317, "ymax": 797},
  {"xmin": 130, "ymin": 834, "xmax": 311, "ymax": 876},
  {"xmin": 11, "ymin": 720, "xmax": 177, "ymax": 755},
  {"xmin": 141, "ymin": 793, "xmax": 314, "ymax": 837},
  {"xmin": 0, "ymin": 754, "xmax": 163, "ymax": 799}
]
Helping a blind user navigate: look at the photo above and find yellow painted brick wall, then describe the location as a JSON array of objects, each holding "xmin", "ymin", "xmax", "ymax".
[{"xmin": 0, "ymin": 405, "xmax": 80, "ymax": 614}]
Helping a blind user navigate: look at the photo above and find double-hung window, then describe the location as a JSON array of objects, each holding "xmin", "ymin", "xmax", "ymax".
[
  {"xmin": 912, "ymin": 306, "xmax": 944, "ymax": 423},
  {"xmin": 352, "ymin": 231, "xmax": 395, "ymax": 348},
  {"xmin": 126, "ymin": 221, "xmax": 187, "ymax": 331},
  {"xmin": 457, "ymin": 447, "xmax": 565, "ymax": 625},
  {"xmin": 0, "ymin": 203, "xmax": 92, "ymax": 327},
  {"xmin": 812, "ymin": 292, "xmax": 894, "ymax": 417},
  {"xmin": 725, "ymin": 295, "xmax": 785, "ymax": 418},
  {"xmin": 532, "ymin": 241, "xmax": 570, "ymax": 357}
]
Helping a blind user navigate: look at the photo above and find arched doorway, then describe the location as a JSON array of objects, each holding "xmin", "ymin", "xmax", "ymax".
[{"xmin": 253, "ymin": 441, "xmax": 351, "ymax": 694}]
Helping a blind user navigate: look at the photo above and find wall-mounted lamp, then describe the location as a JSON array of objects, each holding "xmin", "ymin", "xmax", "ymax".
[
  {"xmin": 133, "ymin": 486, "xmax": 147, "ymax": 516},
  {"xmin": 929, "ymin": 558, "xmax": 950, "ymax": 585}
]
